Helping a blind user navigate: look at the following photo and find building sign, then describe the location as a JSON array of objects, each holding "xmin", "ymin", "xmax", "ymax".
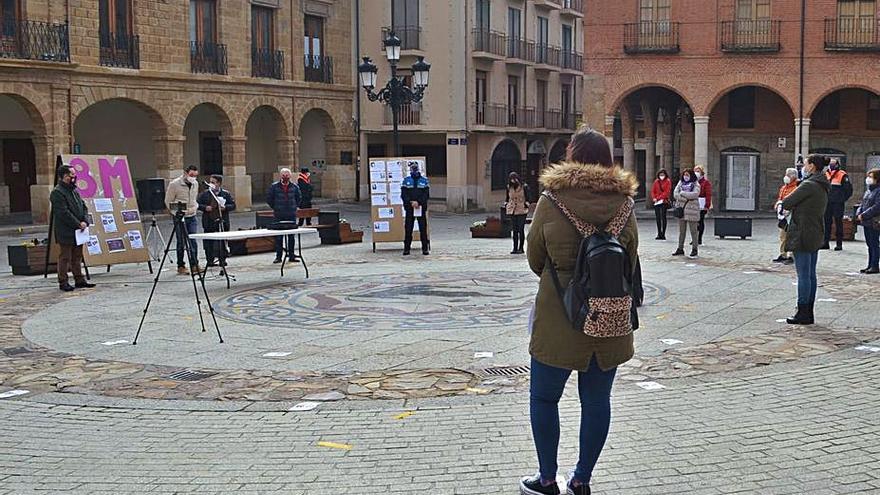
[{"xmin": 777, "ymin": 137, "xmax": 787, "ymax": 149}]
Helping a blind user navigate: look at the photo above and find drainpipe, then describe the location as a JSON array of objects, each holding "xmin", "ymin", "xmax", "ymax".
[
  {"xmin": 798, "ymin": 0, "xmax": 806, "ymax": 160},
  {"xmin": 355, "ymin": 0, "xmax": 362, "ymax": 201}
]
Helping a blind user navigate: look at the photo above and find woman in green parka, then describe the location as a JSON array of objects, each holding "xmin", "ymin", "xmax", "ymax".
[{"xmin": 520, "ymin": 128, "xmax": 639, "ymax": 495}]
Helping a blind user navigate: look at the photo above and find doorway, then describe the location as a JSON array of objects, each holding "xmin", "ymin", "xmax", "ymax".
[
  {"xmin": 722, "ymin": 152, "xmax": 759, "ymax": 211},
  {"xmin": 635, "ymin": 150, "xmax": 647, "ymax": 199},
  {"xmin": 200, "ymin": 132, "xmax": 223, "ymax": 176},
  {"xmin": 2, "ymin": 138, "xmax": 36, "ymax": 212}
]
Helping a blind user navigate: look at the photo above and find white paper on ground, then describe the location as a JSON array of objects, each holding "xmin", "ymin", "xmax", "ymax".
[
  {"xmin": 263, "ymin": 351, "xmax": 292, "ymax": 358},
  {"xmin": 75, "ymin": 227, "xmax": 90, "ymax": 246},
  {"xmin": 635, "ymin": 381, "xmax": 666, "ymax": 391},
  {"xmin": 473, "ymin": 352, "xmax": 494, "ymax": 358},
  {"xmin": 743, "ymin": 271, "xmax": 759, "ymax": 275},
  {"xmin": 373, "ymin": 221, "xmax": 391, "ymax": 233},
  {"xmin": 289, "ymin": 401, "xmax": 320, "ymax": 412},
  {"xmin": 0, "ymin": 389, "xmax": 29, "ymax": 399},
  {"xmin": 101, "ymin": 340, "xmax": 128, "ymax": 346},
  {"xmin": 685, "ymin": 263, "xmax": 697, "ymax": 267},
  {"xmin": 817, "ymin": 298, "xmax": 838, "ymax": 303},
  {"xmin": 660, "ymin": 339, "xmax": 683, "ymax": 345},
  {"xmin": 854, "ymin": 345, "xmax": 880, "ymax": 353},
  {"xmin": 93, "ymin": 198, "xmax": 114, "ymax": 212},
  {"xmin": 775, "ymin": 319, "xmax": 788, "ymax": 323}
]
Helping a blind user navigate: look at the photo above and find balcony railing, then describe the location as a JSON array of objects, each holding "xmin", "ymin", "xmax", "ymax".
[
  {"xmin": 384, "ymin": 104, "xmax": 422, "ymax": 126},
  {"xmin": 474, "ymin": 103, "xmax": 507, "ymax": 127},
  {"xmin": 304, "ymin": 54, "xmax": 333, "ymax": 83},
  {"xmin": 100, "ymin": 31, "xmax": 139, "ymax": 68},
  {"xmin": 474, "ymin": 104, "xmax": 553, "ymax": 128},
  {"xmin": 825, "ymin": 17, "xmax": 880, "ymax": 51},
  {"xmin": 561, "ymin": 0, "xmax": 584, "ymax": 15},
  {"xmin": 536, "ymin": 44, "xmax": 561, "ymax": 66},
  {"xmin": 252, "ymin": 48, "xmax": 284, "ymax": 79},
  {"xmin": 383, "ymin": 26, "xmax": 421, "ymax": 51},
  {"xmin": 507, "ymin": 37, "xmax": 536, "ymax": 62},
  {"xmin": 624, "ymin": 21, "xmax": 680, "ymax": 54},
  {"xmin": 721, "ymin": 20, "xmax": 781, "ymax": 52},
  {"xmin": 562, "ymin": 112, "xmax": 581, "ymax": 130},
  {"xmin": 560, "ymin": 50, "xmax": 582, "ymax": 70},
  {"xmin": 0, "ymin": 19, "xmax": 69, "ymax": 62},
  {"xmin": 472, "ymin": 28, "xmax": 506, "ymax": 57},
  {"xmin": 190, "ymin": 41, "xmax": 228, "ymax": 75}
]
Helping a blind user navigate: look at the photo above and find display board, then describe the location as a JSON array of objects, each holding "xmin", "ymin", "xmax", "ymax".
[
  {"xmin": 52, "ymin": 155, "xmax": 151, "ymax": 267},
  {"xmin": 369, "ymin": 156, "xmax": 428, "ymax": 250}
]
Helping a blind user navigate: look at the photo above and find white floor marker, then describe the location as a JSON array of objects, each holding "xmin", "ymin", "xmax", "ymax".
[
  {"xmin": 775, "ymin": 319, "xmax": 788, "ymax": 323},
  {"xmin": 101, "ymin": 340, "xmax": 128, "ymax": 346},
  {"xmin": 263, "ymin": 351, "xmax": 293, "ymax": 358},
  {"xmin": 855, "ymin": 346, "xmax": 880, "ymax": 353},
  {"xmin": 474, "ymin": 352, "xmax": 494, "ymax": 358},
  {"xmin": 289, "ymin": 402, "xmax": 321, "ymax": 412},
  {"xmin": 0, "ymin": 389, "xmax": 29, "ymax": 399},
  {"xmin": 635, "ymin": 381, "xmax": 666, "ymax": 391},
  {"xmin": 660, "ymin": 338, "xmax": 683, "ymax": 345},
  {"xmin": 817, "ymin": 298, "xmax": 838, "ymax": 303}
]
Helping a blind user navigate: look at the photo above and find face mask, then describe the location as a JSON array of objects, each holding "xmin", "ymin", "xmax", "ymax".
[
  {"xmin": 683, "ymin": 175, "xmax": 691, "ymax": 182},
  {"xmin": 187, "ymin": 176, "xmax": 196, "ymax": 184},
  {"xmin": 210, "ymin": 183, "xmax": 219, "ymax": 191},
  {"xmin": 659, "ymin": 175, "xmax": 666, "ymax": 180},
  {"xmin": 867, "ymin": 177, "xmax": 875, "ymax": 186},
  {"xmin": 411, "ymin": 169, "xmax": 421, "ymax": 178},
  {"xmin": 830, "ymin": 163, "xmax": 840, "ymax": 171},
  {"xmin": 695, "ymin": 172, "xmax": 703, "ymax": 179},
  {"xmin": 783, "ymin": 176, "xmax": 792, "ymax": 184}
]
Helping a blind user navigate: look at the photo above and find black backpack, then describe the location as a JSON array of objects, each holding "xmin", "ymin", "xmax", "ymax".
[{"xmin": 544, "ymin": 191, "xmax": 639, "ymax": 338}]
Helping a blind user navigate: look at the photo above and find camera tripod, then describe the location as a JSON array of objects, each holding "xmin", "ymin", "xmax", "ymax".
[
  {"xmin": 132, "ymin": 208, "xmax": 223, "ymax": 344},
  {"xmin": 143, "ymin": 211, "xmax": 166, "ymax": 263}
]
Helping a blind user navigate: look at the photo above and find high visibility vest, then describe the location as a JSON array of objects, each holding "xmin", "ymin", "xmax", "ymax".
[{"xmin": 826, "ymin": 169, "xmax": 848, "ymax": 186}]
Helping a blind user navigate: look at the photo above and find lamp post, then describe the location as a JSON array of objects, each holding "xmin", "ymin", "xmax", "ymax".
[{"xmin": 358, "ymin": 32, "xmax": 431, "ymax": 157}]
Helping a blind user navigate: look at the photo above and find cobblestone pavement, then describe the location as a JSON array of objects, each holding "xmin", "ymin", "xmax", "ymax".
[{"xmin": 2, "ymin": 204, "xmax": 879, "ymax": 493}]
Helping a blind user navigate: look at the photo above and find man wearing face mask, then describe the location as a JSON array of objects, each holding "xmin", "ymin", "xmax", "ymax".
[
  {"xmin": 401, "ymin": 162, "xmax": 430, "ymax": 255},
  {"xmin": 50, "ymin": 165, "xmax": 95, "ymax": 292},
  {"xmin": 197, "ymin": 174, "xmax": 236, "ymax": 268},
  {"xmin": 773, "ymin": 168, "xmax": 800, "ymax": 264},
  {"xmin": 822, "ymin": 158, "xmax": 853, "ymax": 251},
  {"xmin": 165, "ymin": 165, "xmax": 201, "ymax": 275},
  {"xmin": 266, "ymin": 167, "xmax": 301, "ymax": 263}
]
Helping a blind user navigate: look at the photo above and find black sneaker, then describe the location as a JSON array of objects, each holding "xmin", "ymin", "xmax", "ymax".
[
  {"xmin": 403, "ymin": 249, "xmax": 411, "ymax": 256},
  {"xmin": 59, "ymin": 283, "xmax": 75, "ymax": 292},
  {"xmin": 834, "ymin": 245, "xmax": 843, "ymax": 251},
  {"xmin": 819, "ymin": 243, "xmax": 830, "ymax": 250},
  {"xmin": 74, "ymin": 281, "xmax": 96, "ymax": 288},
  {"xmin": 783, "ymin": 257, "xmax": 795, "ymax": 265},
  {"xmin": 520, "ymin": 474, "xmax": 560, "ymax": 495},
  {"xmin": 272, "ymin": 257, "xmax": 282, "ymax": 264},
  {"xmin": 672, "ymin": 249, "xmax": 685, "ymax": 256},
  {"xmin": 566, "ymin": 479, "xmax": 591, "ymax": 495},
  {"xmin": 688, "ymin": 249, "xmax": 698, "ymax": 259},
  {"xmin": 772, "ymin": 256, "xmax": 787, "ymax": 263}
]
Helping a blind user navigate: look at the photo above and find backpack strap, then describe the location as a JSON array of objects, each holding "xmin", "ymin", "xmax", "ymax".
[
  {"xmin": 606, "ymin": 197, "xmax": 635, "ymax": 237},
  {"xmin": 542, "ymin": 191, "xmax": 597, "ymax": 237}
]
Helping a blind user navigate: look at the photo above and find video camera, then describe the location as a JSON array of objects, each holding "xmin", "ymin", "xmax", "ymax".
[{"xmin": 174, "ymin": 201, "xmax": 187, "ymax": 219}]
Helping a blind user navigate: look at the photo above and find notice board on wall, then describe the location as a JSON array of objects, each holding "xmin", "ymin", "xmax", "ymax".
[
  {"xmin": 368, "ymin": 156, "xmax": 428, "ymax": 251},
  {"xmin": 52, "ymin": 155, "xmax": 150, "ymax": 267}
]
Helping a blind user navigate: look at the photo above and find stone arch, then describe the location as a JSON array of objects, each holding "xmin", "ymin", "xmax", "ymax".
[
  {"xmin": 490, "ymin": 139, "xmax": 522, "ymax": 191},
  {"xmin": 246, "ymin": 104, "xmax": 290, "ymax": 198},
  {"xmin": 182, "ymin": 102, "xmax": 235, "ymax": 177},
  {"xmin": 808, "ymin": 84, "xmax": 880, "ymax": 116},
  {"xmin": 607, "ymin": 81, "xmax": 695, "ymax": 116},
  {"xmin": 703, "ymin": 82, "xmax": 796, "ymax": 117},
  {"xmin": 295, "ymin": 105, "xmax": 338, "ymax": 137},
  {"xmin": 548, "ymin": 139, "xmax": 568, "ymax": 164},
  {"xmin": 242, "ymin": 97, "xmax": 293, "ymax": 137},
  {"xmin": 0, "ymin": 91, "xmax": 49, "ymax": 136},
  {"xmin": 0, "ymin": 91, "xmax": 51, "ymax": 215},
  {"xmin": 297, "ymin": 108, "xmax": 336, "ymax": 196},
  {"xmin": 71, "ymin": 88, "xmax": 169, "ymax": 138}
]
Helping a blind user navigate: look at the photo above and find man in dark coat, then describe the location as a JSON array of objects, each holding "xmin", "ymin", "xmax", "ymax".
[
  {"xmin": 822, "ymin": 158, "xmax": 853, "ymax": 251},
  {"xmin": 197, "ymin": 174, "xmax": 236, "ymax": 268},
  {"xmin": 401, "ymin": 162, "xmax": 430, "ymax": 255},
  {"xmin": 266, "ymin": 167, "xmax": 301, "ymax": 263},
  {"xmin": 297, "ymin": 167, "xmax": 313, "ymax": 226},
  {"xmin": 49, "ymin": 165, "xmax": 95, "ymax": 292}
]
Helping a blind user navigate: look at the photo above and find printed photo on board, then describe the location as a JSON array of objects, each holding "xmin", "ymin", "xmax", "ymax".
[
  {"xmin": 121, "ymin": 210, "xmax": 141, "ymax": 224},
  {"xmin": 106, "ymin": 238, "xmax": 126, "ymax": 253}
]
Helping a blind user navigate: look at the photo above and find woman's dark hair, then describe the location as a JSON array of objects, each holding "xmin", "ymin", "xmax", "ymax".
[
  {"xmin": 211, "ymin": 174, "xmax": 223, "ymax": 184},
  {"xmin": 867, "ymin": 168, "xmax": 880, "ymax": 182},
  {"xmin": 656, "ymin": 169, "xmax": 668, "ymax": 179},
  {"xmin": 806, "ymin": 154, "xmax": 830, "ymax": 170},
  {"xmin": 680, "ymin": 168, "xmax": 694, "ymax": 180},
  {"xmin": 567, "ymin": 127, "xmax": 613, "ymax": 167}
]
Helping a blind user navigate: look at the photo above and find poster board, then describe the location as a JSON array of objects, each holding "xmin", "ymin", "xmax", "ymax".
[
  {"xmin": 53, "ymin": 155, "xmax": 150, "ymax": 267},
  {"xmin": 369, "ymin": 156, "xmax": 428, "ymax": 249}
]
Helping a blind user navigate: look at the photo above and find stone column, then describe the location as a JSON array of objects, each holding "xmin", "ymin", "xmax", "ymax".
[
  {"xmin": 222, "ymin": 136, "xmax": 252, "ymax": 210},
  {"xmin": 29, "ymin": 135, "xmax": 58, "ymax": 223},
  {"xmin": 794, "ymin": 118, "xmax": 810, "ymax": 161},
  {"xmin": 446, "ymin": 132, "xmax": 469, "ymax": 213},
  {"xmin": 693, "ymin": 116, "xmax": 710, "ymax": 168},
  {"xmin": 644, "ymin": 137, "xmax": 656, "ymax": 207},
  {"xmin": 604, "ymin": 115, "xmax": 616, "ymax": 155},
  {"xmin": 154, "ymin": 136, "xmax": 185, "ymax": 181},
  {"xmin": 661, "ymin": 120, "xmax": 674, "ymax": 171},
  {"xmin": 622, "ymin": 138, "xmax": 635, "ymax": 173},
  {"xmin": 322, "ymin": 136, "xmax": 357, "ymax": 201}
]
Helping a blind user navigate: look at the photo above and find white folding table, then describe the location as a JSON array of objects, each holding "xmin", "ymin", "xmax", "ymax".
[{"xmin": 190, "ymin": 227, "xmax": 319, "ymax": 286}]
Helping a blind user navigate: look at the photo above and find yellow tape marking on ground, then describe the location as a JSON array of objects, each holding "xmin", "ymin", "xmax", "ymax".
[
  {"xmin": 394, "ymin": 411, "xmax": 415, "ymax": 420},
  {"xmin": 317, "ymin": 441, "xmax": 353, "ymax": 451}
]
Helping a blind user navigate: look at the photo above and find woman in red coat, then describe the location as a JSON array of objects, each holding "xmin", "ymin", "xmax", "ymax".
[
  {"xmin": 694, "ymin": 165, "xmax": 713, "ymax": 245},
  {"xmin": 651, "ymin": 169, "xmax": 672, "ymax": 239}
]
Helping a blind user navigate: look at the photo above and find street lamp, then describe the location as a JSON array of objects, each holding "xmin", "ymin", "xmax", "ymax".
[{"xmin": 358, "ymin": 31, "xmax": 431, "ymax": 156}]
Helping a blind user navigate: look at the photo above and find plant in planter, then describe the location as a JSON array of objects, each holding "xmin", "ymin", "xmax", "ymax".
[{"xmin": 470, "ymin": 216, "xmax": 510, "ymax": 238}]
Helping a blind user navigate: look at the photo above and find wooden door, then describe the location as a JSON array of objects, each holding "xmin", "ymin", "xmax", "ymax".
[{"xmin": 2, "ymin": 138, "xmax": 35, "ymax": 212}]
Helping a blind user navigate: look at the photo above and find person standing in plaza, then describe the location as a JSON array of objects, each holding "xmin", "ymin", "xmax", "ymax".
[
  {"xmin": 773, "ymin": 168, "xmax": 800, "ymax": 264},
  {"xmin": 297, "ymin": 167, "xmax": 313, "ymax": 226},
  {"xmin": 401, "ymin": 162, "xmax": 430, "ymax": 256},
  {"xmin": 694, "ymin": 165, "xmax": 712, "ymax": 245},
  {"xmin": 50, "ymin": 165, "xmax": 95, "ymax": 292},
  {"xmin": 672, "ymin": 169, "xmax": 701, "ymax": 258},
  {"xmin": 856, "ymin": 168, "xmax": 880, "ymax": 274},
  {"xmin": 197, "ymin": 174, "xmax": 236, "ymax": 268},
  {"xmin": 782, "ymin": 154, "xmax": 830, "ymax": 325},
  {"xmin": 650, "ymin": 169, "xmax": 672, "ymax": 240},
  {"xmin": 506, "ymin": 172, "xmax": 530, "ymax": 254},
  {"xmin": 522, "ymin": 128, "xmax": 638, "ymax": 495},
  {"xmin": 266, "ymin": 168, "xmax": 301, "ymax": 263},
  {"xmin": 165, "ymin": 165, "xmax": 201, "ymax": 275},
  {"xmin": 822, "ymin": 158, "xmax": 853, "ymax": 251}
]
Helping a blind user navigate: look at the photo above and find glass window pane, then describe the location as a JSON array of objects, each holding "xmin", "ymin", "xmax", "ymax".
[
  {"xmin": 204, "ymin": 2, "xmax": 215, "ymax": 43},
  {"xmin": 189, "ymin": 1, "xmax": 197, "ymax": 42}
]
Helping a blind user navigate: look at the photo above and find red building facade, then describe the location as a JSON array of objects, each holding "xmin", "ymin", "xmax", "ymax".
[{"xmin": 583, "ymin": 0, "xmax": 880, "ymax": 211}]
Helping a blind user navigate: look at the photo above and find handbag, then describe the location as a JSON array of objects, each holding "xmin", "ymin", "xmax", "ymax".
[
  {"xmin": 673, "ymin": 199, "xmax": 688, "ymax": 219},
  {"xmin": 778, "ymin": 218, "xmax": 788, "ymax": 229}
]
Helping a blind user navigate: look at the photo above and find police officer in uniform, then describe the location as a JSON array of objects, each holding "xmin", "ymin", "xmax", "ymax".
[
  {"xmin": 823, "ymin": 158, "xmax": 853, "ymax": 251},
  {"xmin": 401, "ymin": 162, "xmax": 430, "ymax": 255}
]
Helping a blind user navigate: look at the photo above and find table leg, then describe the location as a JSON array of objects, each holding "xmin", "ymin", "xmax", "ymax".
[
  {"xmin": 280, "ymin": 235, "xmax": 287, "ymax": 277},
  {"xmin": 298, "ymin": 233, "xmax": 309, "ymax": 279}
]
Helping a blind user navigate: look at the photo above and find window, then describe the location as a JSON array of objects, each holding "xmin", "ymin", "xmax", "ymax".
[
  {"xmin": 508, "ymin": 76, "xmax": 519, "ymax": 125},
  {"xmin": 476, "ymin": 0, "xmax": 490, "ymax": 31},
  {"xmin": 1, "ymin": 0, "xmax": 19, "ymax": 36},
  {"xmin": 562, "ymin": 24, "xmax": 573, "ymax": 52},
  {"xmin": 537, "ymin": 17, "xmax": 549, "ymax": 46},
  {"xmin": 304, "ymin": 15, "xmax": 323, "ymax": 59},
  {"xmin": 476, "ymin": 70, "xmax": 488, "ymax": 111},
  {"xmin": 838, "ymin": 0, "xmax": 876, "ymax": 19},
  {"xmin": 561, "ymin": 83, "xmax": 573, "ymax": 127},
  {"xmin": 869, "ymin": 94, "xmax": 880, "ymax": 130},
  {"xmin": 736, "ymin": 0, "xmax": 771, "ymax": 20},
  {"xmin": 728, "ymin": 87, "xmax": 756, "ymax": 128},
  {"xmin": 99, "ymin": 0, "xmax": 131, "ymax": 36},
  {"xmin": 536, "ymin": 79, "xmax": 547, "ymax": 126},
  {"xmin": 640, "ymin": 0, "xmax": 671, "ymax": 22},
  {"xmin": 508, "ymin": 7, "xmax": 521, "ymax": 40},
  {"xmin": 189, "ymin": 0, "xmax": 216, "ymax": 44},
  {"xmin": 812, "ymin": 93, "xmax": 841, "ymax": 130},
  {"xmin": 392, "ymin": 0, "xmax": 418, "ymax": 28},
  {"xmin": 252, "ymin": 6, "xmax": 274, "ymax": 52}
]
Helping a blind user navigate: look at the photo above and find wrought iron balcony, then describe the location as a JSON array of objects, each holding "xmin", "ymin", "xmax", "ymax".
[
  {"xmin": 624, "ymin": 21, "xmax": 680, "ymax": 54},
  {"xmin": 535, "ymin": 44, "xmax": 561, "ymax": 67},
  {"xmin": 384, "ymin": 104, "xmax": 422, "ymax": 126},
  {"xmin": 721, "ymin": 20, "xmax": 781, "ymax": 52},
  {"xmin": 382, "ymin": 26, "xmax": 421, "ymax": 51},
  {"xmin": 560, "ymin": 50, "xmax": 583, "ymax": 71},
  {"xmin": 474, "ymin": 103, "xmax": 507, "ymax": 127},
  {"xmin": 472, "ymin": 28, "xmax": 506, "ymax": 57},
  {"xmin": 544, "ymin": 109, "xmax": 563, "ymax": 129},
  {"xmin": 507, "ymin": 37, "xmax": 536, "ymax": 63},
  {"xmin": 0, "ymin": 19, "xmax": 70, "ymax": 62},
  {"xmin": 304, "ymin": 54, "xmax": 333, "ymax": 83},
  {"xmin": 252, "ymin": 48, "xmax": 284, "ymax": 79},
  {"xmin": 563, "ymin": 112, "xmax": 582, "ymax": 130},
  {"xmin": 825, "ymin": 17, "xmax": 880, "ymax": 51},
  {"xmin": 100, "ymin": 31, "xmax": 139, "ymax": 68},
  {"xmin": 190, "ymin": 41, "xmax": 228, "ymax": 75},
  {"xmin": 560, "ymin": 0, "xmax": 584, "ymax": 16}
]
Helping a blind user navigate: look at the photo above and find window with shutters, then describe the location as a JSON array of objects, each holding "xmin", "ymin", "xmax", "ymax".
[
  {"xmin": 836, "ymin": 0, "xmax": 876, "ymax": 45},
  {"xmin": 190, "ymin": 0, "xmax": 217, "ymax": 44},
  {"xmin": 640, "ymin": 0, "xmax": 670, "ymax": 23},
  {"xmin": 736, "ymin": 0, "xmax": 771, "ymax": 20},
  {"xmin": 392, "ymin": 0, "xmax": 419, "ymax": 49},
  {"xmin": 508, "ymin": 76, "xmax": 519, "ymax": 126},
  {"xmin": 252, "ymin": 6, "xmax": 274, "ymax": 52},
  {"xmin": 476, "ymin": 0, "xmax": 490, "ymax": 31}
]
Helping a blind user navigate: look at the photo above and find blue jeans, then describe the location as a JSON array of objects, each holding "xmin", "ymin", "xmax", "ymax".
[
  {"xmin": 175, "ymin": 215, "xmax": 199, "ymax": 267},
  {"xmin": 864, "ymin": 224, "xmax": 880, "ymax": 270},
  {"xmin": 794, "ymin": 251, "xmax": 818, "ymax": 305},
  {"xmin": 530, "ymin": 356, "xmax": 617, "ymax": 484}
]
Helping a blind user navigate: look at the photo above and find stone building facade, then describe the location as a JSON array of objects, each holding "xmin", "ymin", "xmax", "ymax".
[
  {"xmin": 358, "ymin": 0, "xmax": 585, "ymax": 212},
  {"xmin": 0, "ymin": 0, "xmax": 357, "ymax": 221},
  {"xmin": 582, "ymin": 0, "xmax": 880, "ymax": 212}
]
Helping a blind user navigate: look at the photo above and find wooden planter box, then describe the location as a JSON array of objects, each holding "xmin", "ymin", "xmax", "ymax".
[
  {"xmin": 8, "ymin": 244, "xmax": 57, "ymax": 276},
  {"xmin": 470, "ymin": 217, "xmax": 510, "ymax": 238},
  {"xmin": 830, "ymin": 218, "xmax": 856, "ymax": 242},
  {"xmin": 319, "ymin": 223, "xmax": 364, "ymax": 244}
]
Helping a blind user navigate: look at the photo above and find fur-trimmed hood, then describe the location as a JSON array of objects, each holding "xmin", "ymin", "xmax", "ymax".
[{"xmin": 539, "ymin": 162, "xmax": 639, "ymax": 197}]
